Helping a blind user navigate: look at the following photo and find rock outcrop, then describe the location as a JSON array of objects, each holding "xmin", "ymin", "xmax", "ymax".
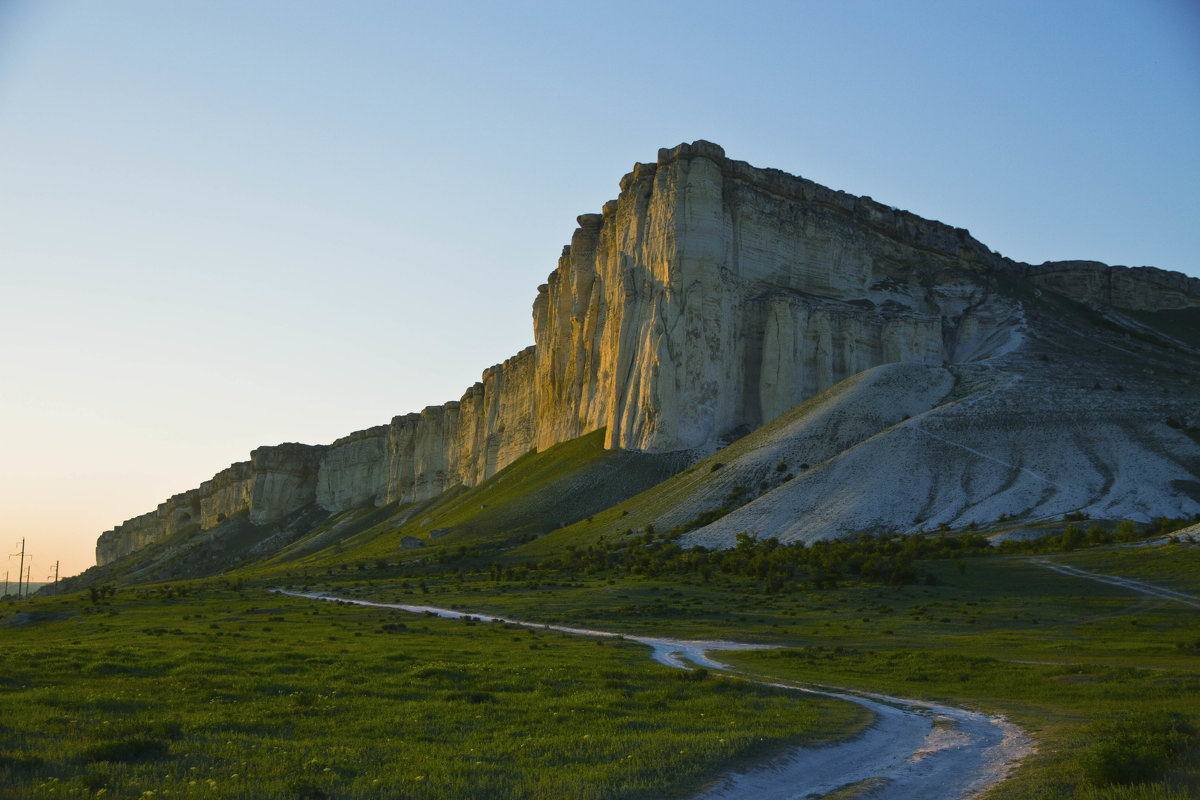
[
  {"xmin": 314, "ymin": 345, "xmax": 539, "ymax": 509},
  {"xmin": 96, "ymin": 443, "xmax": 324, "ymax": 564},
  {"xmin": 95, "ymin": 141, "xmax": 1200, "ymax": 566},
  {"xmin": 1026, "ymin": 261, "xmax": 1200, "ymax": 312}
]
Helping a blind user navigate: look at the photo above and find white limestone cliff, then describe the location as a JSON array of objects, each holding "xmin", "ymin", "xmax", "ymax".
[
  {"xmin": 95, "ymin": 141, "xmax": 1199, "ymax": 566},
  {"xmin": 96, "ymin": 443, "xmax": 324, "ymax": 564},
  {"xmin": 530, "ymin": 141, "xmax": 1018, "ymax": 454}
]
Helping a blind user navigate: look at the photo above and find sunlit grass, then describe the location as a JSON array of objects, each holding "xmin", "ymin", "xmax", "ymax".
[{"xmin": 0, "ymin": 586, "xmax": 867, "ymax": 800}]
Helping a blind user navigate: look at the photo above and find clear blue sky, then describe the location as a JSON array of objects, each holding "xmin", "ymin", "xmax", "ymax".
[{"xmin": 2, "ymin": 1, "xmax": 1197, "ymax": 577}]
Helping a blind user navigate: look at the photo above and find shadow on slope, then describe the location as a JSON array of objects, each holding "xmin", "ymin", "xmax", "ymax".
[
  {"xmin": 60, "ymin": 430, "xmax": 691, "ymax": 588},
  {"xmin": 153, "ymin": 428, "xmax": 688, "ymax": 579},
  {"xmin": 520, "ymin": 363, "xmax": 958, "ymax": 558},
  {"xmin": 292, "ymin": 429, "xmax": 692, "ymax": 567},
  {"xmin": 56, "ymin": 504, "xmax": 333, "ymax": 591},
  {"xmin": 523, "ymin": 340, "xmax": 1200, "ymax": 556}
]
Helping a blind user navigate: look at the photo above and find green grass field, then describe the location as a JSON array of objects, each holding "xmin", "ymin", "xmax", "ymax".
[
  {"xmin": 7, "ymin": 539, "xmax": 1199, "ymax": 798},
  {"xmin": 0, "ymin": 585, "xmax": 867, "ymax": 800},
  {"xmin": 295, "ymin": 541, "xmax": 1200, "ymax": 799}
]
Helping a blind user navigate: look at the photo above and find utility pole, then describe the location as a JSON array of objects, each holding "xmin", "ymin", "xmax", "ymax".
[
  {"xmin": 54, "ymin": 560, "xmax": 59, "ymax": 585},
  {"xmin": 11, "ymin": 538, "xmax": 25, "ymax": 600},
  {"xmin": 25, "ymin": 565, "xmax": 31, "ymax": 598}
]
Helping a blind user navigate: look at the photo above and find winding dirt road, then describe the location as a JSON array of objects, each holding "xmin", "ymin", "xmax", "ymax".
[
  {"xmin": 276, "ymin": 590, "xmax": 1030, "ymax": 799},
  {"xmin": 1029, "ymin": 559, "xmax": 1200, "ymax": 609}
]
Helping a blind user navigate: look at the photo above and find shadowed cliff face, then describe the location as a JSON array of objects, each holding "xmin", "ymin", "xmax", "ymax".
[
  {"xmin": 95, "ymin": 141, "xmax": 1199, "ymax": 566},
  {"xmin": 95, "ymin": 443, "xmax": 324, "ymax": 565},
  {"xmin": 1027, "ymin": 261, "xmax": 1200, "ymax": 312}
]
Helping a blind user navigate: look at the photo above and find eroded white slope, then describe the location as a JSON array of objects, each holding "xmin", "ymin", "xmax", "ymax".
[
  {"xmin": 680, "ymin": 360, "xmax": 1200, "ymax": 548},
  {"xmin": 637, "ymin": 363, "xmax": 958, "ymax": 534}
]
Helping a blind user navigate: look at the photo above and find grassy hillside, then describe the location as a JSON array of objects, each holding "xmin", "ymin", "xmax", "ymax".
[
  {"xmin": 241, "ymin": 429, "xmax": 690, "ymax": 578},
  {"xmin": 61, "ymin": 429, "xmax": 691, "ymax": 590}
]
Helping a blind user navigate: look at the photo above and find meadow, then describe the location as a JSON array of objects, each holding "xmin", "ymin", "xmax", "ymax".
[
  {"xmin": 296, "ymin": 536, "xmax": 1200, "ymax": 799},
  {"xmin": 7, "ymin": 506, "xmax": 1200, "ymax": 799},
  {"xmin": 0, "ymin": 584, "xmax": 867, "ymax": 800}
]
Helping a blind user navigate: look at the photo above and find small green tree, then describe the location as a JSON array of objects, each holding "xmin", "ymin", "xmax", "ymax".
[{"xmin": 1061, "ymin": 524, "xmax": 1085, "ymax": 551}]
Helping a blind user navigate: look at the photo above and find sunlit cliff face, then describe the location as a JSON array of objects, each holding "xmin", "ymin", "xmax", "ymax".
[{"xmin": 97, "ymin": 142, "xmax": 1200, "ymax": 566}]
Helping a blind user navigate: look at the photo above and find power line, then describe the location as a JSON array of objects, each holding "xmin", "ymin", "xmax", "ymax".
[{"xmin": 10, "ymin": 539, "xmax": 27, "ymax": 600}]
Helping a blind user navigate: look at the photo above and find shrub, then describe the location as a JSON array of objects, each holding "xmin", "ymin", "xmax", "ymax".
[
  {"xmin": 82, "ymin": 736, "xmax": 168, "ymax": 763},
  {"xmin": 1061, "ymin": 524, "xmax": 1086, "ymax": 551},
  {"xmin": 1079, "ymin": 711, "xmax": 1198, "ymax": 787},
  {"xmin": 1116, "ymin": 520, "xmax": 1140, "ymax": 542},
  {"xmin": 286, "ymin": 777, "xmax": 329, "ymax": 800}
]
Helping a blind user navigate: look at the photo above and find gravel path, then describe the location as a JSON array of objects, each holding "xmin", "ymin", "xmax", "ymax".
[{"xmin": 276, "ymin": 590, "xmax": 1031, "ymax": 800}]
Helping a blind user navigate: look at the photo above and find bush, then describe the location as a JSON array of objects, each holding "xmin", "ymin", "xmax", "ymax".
[
  {"xmin": 1079, "ymin": 712, "xmax": 1198, "ymax": 787},
  {"xmin": 1061, "ymin": 524, "xmax": 1086, "ymax": 551},
  {"xmin": 1086, "ymin": 525, "xmax": 1113, "ymax": 545},
  {"xmin": 286, "ymin": 777, "xmax": 329, "ymax": 800},
  {"xmin": 1116, "ymin": 520, "xmax": 1140, "ymax": 542},
  {"xmin": 82, "ymin": 736, "xmax": 168, "ymax": 763}
]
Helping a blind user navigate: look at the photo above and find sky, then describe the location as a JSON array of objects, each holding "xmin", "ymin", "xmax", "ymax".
[{"xmin": 1, "ymin": 1, "xmax": 1197, "ymax": 579}]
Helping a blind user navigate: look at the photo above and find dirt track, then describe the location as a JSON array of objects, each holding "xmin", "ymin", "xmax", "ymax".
[
  {"xmin": 277, "ymin": 590, "xmax": 1031, "ymax": 800},
  {"xmin": 1030, "ymin": 558, "xmax": 1200, "ymax": 608}
]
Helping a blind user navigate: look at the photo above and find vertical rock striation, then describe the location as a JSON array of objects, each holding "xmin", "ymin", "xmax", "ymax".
[
  {"xmin": 96, "ymin": 443, "xmax": 324, "ymax": 564},
  {"xmin": 95, "ymin": 141, "xmax": 1199, "ymax": 566},
  {"xmin": 530, "ymin": 140, "xmax": 1017, "ymax": 453}
]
